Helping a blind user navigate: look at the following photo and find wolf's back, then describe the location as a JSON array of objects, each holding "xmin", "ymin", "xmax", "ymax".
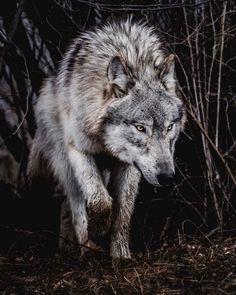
[{"xmin": 58, "ymin": 19, "xmax": 166, "ymax": 88}]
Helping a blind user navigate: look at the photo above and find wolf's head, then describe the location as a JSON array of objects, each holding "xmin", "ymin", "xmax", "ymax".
[{"xmin": 102, "ymin": 55, "xmax": 186, "ymax": 186}]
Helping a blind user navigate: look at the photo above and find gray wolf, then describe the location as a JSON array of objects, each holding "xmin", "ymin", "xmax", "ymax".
[{"xmin": 29, "ymin": 19, "xmax": 186, "ymax": 265}]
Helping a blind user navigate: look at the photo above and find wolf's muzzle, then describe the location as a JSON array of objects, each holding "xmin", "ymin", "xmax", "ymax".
[{"xmin": 156, "ymin": 172, "xmax": 175, "ymax": 186}]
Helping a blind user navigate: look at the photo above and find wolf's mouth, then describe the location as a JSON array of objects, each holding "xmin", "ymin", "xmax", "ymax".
[{"xmin": 133, "ymin": 161, "xmax": 161, "ymax": 187}]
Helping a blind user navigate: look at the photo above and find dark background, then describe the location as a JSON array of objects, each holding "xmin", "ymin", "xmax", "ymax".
[{"xmin": 0, "ymin": 0, "xmax": 236, "ymax": 254}]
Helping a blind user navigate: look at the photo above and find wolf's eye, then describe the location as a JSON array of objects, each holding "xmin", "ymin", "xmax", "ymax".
[
  {"xmin": 135, "ymin": 125, "xmax": 146, "ymax": 132},
  {"xmin": 167, "ymin": 123, "xmax": 174, "ymax": 132}
]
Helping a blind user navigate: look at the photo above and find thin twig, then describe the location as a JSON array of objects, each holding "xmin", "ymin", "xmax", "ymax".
[
  {"xmin": 215, "ymin": 1, "xmax": 227, "ymax": 149},
  {"xmin": 0, "ymin": 0, "xmax": 25, "ymax": 73},
  {"xmin": 189, "ymin": 110, "xmax": 236, "ymax": 188}
]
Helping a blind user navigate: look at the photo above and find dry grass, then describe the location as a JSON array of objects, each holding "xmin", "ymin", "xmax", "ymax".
[{"xmin": 1, "ymin": 234, "xmax": 236, "ymax": 295}]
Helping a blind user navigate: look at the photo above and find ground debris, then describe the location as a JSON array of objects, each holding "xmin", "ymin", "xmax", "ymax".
[{"xmin": 0, "ymin": 237, "xmax": 236, "ymax": 295}]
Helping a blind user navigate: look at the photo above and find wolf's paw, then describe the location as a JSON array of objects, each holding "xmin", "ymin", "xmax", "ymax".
[
  {"xmin": 112, "ymin": 255, "xmax": 134, "ymax": 270},
  {"xmin": 88, "ymin": 196, "xmax": 112, "ymax": 235},
  {"xmin": 110, "ymin": 241, "xmax": 134, "ymax": 269}
]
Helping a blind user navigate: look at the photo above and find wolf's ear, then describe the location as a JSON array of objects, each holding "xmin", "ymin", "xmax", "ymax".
[
  {"xmin": 159, "ymin": 54, "xmax": 176, "ymax": 95},
  {"xmin": 107, "ymin": 56, "xmax": 134, "ymax": 97}
]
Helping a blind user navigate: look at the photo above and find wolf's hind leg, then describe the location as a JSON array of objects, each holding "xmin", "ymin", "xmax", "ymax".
[
  {"xmin": 62, "ymin": 178, "xmax": 89, "ymax": 253},
  {"xmin": 59, "ymin": 198, "xmax": 76, "ymax": 251}
]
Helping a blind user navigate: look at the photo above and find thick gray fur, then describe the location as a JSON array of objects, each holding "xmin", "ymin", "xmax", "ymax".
[{"xmin": 29, "ymin": 19, "xmax": 186, "ymax": 265}]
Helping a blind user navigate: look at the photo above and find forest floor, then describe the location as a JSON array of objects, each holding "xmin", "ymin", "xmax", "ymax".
[{"xmin": 0, "ymin": 230, "xmax": 236, "ymax": 295}]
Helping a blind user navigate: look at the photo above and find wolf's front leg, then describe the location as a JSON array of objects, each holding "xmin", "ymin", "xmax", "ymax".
[
  {"xmin": 109, "ymin": 164, "xmax": 141, "ymax": 266},
  {"xmin": 67, "ymin": 144, "xmax": 113, "ymax": 234}
]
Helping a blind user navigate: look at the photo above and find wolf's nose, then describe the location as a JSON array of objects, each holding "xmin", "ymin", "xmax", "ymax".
[{"xmin": 157, "ymin": 172, "xmax": 175, "ymax": 186}]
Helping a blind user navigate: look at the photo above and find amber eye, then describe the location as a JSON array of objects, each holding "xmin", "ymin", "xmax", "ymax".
[
  {"xmin": 135, "ymin": 125, "xmax": 146, "ymax": 132},
  {"xmin": 167, "ymin": 123, "xmax": 174, "ymax": 132}
]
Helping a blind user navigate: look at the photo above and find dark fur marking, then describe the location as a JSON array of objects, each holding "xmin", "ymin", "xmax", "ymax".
[
  {"xmin": 64, "ymin": 42, "xmax": 82, "ymax": 86},
  {"xmin": 53, "ymin": 111, "xmax": 60, "ymax": 124},
  {"xmin": 125, "ymin": 134, "xmax": 146, "ymax": 148},
  {"xmin": 50, "ymin": 76, "xmax": 57, "ymax": 97},
  {"xmin": 104, "ymin": 113, "xmax": 124, "ymax": 125}
]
